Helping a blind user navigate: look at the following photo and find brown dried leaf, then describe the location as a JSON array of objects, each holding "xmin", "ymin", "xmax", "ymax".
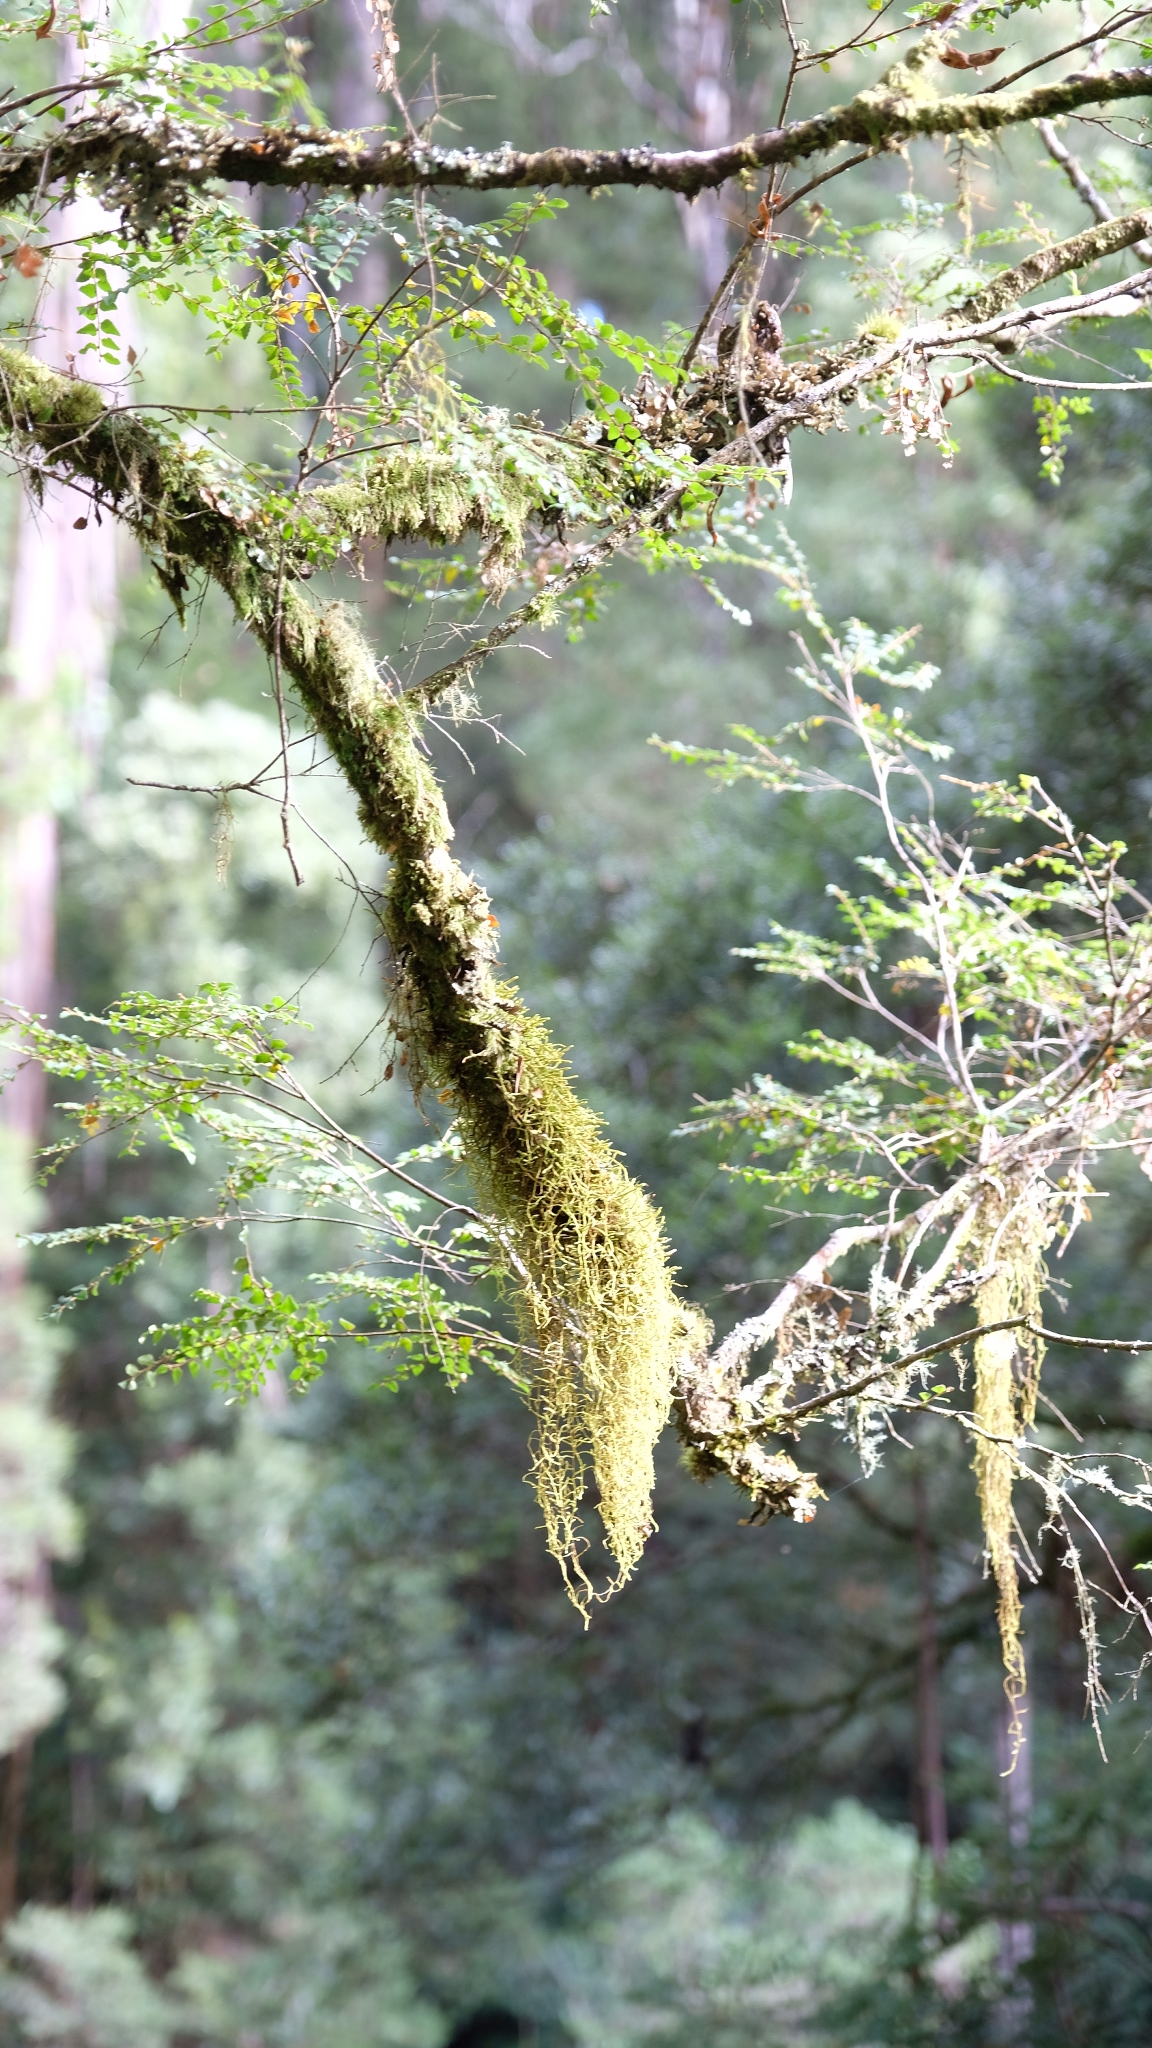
[
  {"xmin": 939, "ymin": 43, "xmax": 1004, "ymax": 67},
  {"xmin": 14, "ymin": 243, "xmax": 45, "ymax": 277}
]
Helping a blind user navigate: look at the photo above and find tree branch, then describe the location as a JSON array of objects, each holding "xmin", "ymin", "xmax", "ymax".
[
  {"xmin": 955, "ymin": 205, "xmax": 1152, "ymax": 322},
  {"xmin": 3, "ymin": 61, "xmax": 1152, "ymax": 212},
  {"xmin": 1038, "ymin": 115, "xmax": 1152, "ymax": 263}
]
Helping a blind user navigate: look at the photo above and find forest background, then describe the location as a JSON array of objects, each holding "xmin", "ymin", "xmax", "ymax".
[{"xmin": 4, "ymin": 0, "xmax": 1152, "ymax": 2043}]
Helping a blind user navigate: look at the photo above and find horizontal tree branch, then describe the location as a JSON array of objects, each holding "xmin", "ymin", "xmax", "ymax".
[
  {"xmin": 772, "ymin": 1317, "xmax": 1031, "ymax": 1424},
  {"xmin": 2, "ymin": 61, "xmax": 1151, "ymax": 212},
  {"xmin": 711, "ymin": 264, "xmax": 1152, "ymax": 474}
]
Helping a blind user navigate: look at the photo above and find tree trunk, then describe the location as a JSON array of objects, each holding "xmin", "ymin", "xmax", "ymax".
[
  {"xmin": 995, "ymin": 1684, "xmax": 1035, "ymax": 2044},
  {"xmin": 0, "ymin": 1736, "xmax": 33, "ymax": 1925},
  {"xmin": 0, "ymin": 25, "xmax": 122, "ymax": 1915},
  {"xmin": 912, "ymin": 1461, "xmax": 948, "ymax": 1865},
  {"xmin": 668, "ymin": 0, "xmax": 733, "ymax": 295}
]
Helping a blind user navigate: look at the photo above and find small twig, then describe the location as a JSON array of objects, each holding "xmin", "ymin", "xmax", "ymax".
[
  {"xmin": 1033, "ymin": 1323, "xmax": 1152, "ymax": 1352},
  {"xmin": 770, "ymin": 1317, "xmax": 1030, "ymax": 1425},
  {"xmin": 270, "ymin": 550, "xmax": 304, "ymax": 889}
]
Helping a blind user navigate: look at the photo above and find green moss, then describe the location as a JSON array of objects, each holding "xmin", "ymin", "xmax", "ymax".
[
  {"xmin": 310, "ymin": 428, "xmax": 606, "ymax": 596},
  {"xmin": 857, "ymin": 311, "xmax": 904, "ymax": 343},
  {"xmin": 283, "ymin": 595, "xmax": 690, "ymax": 1606}
]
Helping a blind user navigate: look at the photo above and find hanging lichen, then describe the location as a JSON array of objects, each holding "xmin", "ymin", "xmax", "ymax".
[{"xmin": 971, "ymin": 1181, "xmax": 1050, "ymax": 1752}]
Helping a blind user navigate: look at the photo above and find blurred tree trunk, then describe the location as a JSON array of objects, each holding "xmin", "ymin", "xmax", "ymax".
[
  {"xmin": 0, "ymin": 24, "xmax": 121, "ymax": 1914},
  {"xmin": 912, "ymin": 1463, "xmax": 948, "ymax": 1866},
  {"xmin": 995, "ymin": 1686, "xmax": 1035, "ymax": 2044},
  {"xmin": 668, "ymin": 0, "xmax": 732, "ymax": 295}
]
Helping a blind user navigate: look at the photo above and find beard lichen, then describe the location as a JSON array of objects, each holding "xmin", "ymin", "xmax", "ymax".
[
  {"xmin": 972, "ymin": 1181, "xmax": 1050, "ymax": 1751},
  {"xmin": 0, "ymin": 344, "xmax": 688, "ymax": 1612}
]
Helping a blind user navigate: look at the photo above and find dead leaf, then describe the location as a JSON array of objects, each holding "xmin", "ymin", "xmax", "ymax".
[
  {"xmin": 126, "ymin": 343, "xmax": 137, "ymax": 365},
  {"xmin": 35, "ymin": 1, "xmax": 55, "ymax": 36},
  {"xmin": 939, "ymin": 44, "xmax": 1004, "ymax": 67},
  {"xmin": 72, "ymin": 516, "xmax": 88, "ymax": 529},
  {"xmin": 14, "ymin": 243, "xmax": 44, "ymax": 277}
]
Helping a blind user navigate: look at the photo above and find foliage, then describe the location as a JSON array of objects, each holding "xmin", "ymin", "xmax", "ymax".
[
  {"xmin": 0, "ymin": 1136, "xmax": 77, "ymax": 1754},
  {"xmin": 3, "ymin": 0, "xmax": 1152, "ymax": 1622},
  {"xmin": 1, "ymin": 983, "xmax": 518, "ymax": 1400},
  {"xmin": 0, "ymin": 1906, "xmax": 189, "ymax": 2048}
]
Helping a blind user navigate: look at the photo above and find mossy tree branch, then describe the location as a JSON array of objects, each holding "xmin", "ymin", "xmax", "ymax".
[
  {"xmin": 955, "ymin": 208, "xmax": 1152, "ymax": 323},
  {"xmin": 2, "ymin": 59, "xmax": 1151, "ymax": 216},
  {"xmin": 0, "ymin": 342, "xmax": 697, "ymax": 1612}
]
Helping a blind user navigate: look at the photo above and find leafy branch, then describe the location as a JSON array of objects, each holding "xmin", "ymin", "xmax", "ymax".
[
  {"xmin": 2, "ymin": 984, "xmax": 524, "ymax": 1404},
  {"xmin": 661, "ymin": 539, "xmax": 1152, "ymax": 1745}
]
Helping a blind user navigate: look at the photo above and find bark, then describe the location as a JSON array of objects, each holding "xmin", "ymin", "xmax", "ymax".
[{"xmin": 955, "ymin": 207, "xmax": 1152, "ymax": 323}]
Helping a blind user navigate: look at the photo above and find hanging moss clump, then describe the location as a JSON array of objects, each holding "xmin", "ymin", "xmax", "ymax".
[
  {"xmin": 450, "ymin": 1008, "xmax": 693, "ymax": 1603},
  {"xmin": 293, "ymin": 600, "xmax": 691, "ymax": 1609},
  {"xmin": 309, "ymin": 424, "xmax": 606, "ymax": 596}
]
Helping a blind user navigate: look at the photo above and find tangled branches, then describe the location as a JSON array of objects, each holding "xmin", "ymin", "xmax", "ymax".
[{"xmin": 661, "ymin": 544, "xmax": 1152, "ymax": 1733}]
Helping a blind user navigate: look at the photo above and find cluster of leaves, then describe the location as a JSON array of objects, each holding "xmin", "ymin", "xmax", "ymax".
[
  {"xmin": 1, "ymin": 983, "xmax": 522, "ymax": 1403},
  {"xmin": 0, "ymin": 1, "xmax": 321, "ymax": 127}
]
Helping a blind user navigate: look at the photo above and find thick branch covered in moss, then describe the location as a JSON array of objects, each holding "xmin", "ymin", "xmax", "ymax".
[
  {"xmin": 0, "ymin": 344, "xmax": 698, "ymax": 1609},
  {"xmin": 2, "ymin": 60, "xmax": 1150, "ymax": 214}
]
